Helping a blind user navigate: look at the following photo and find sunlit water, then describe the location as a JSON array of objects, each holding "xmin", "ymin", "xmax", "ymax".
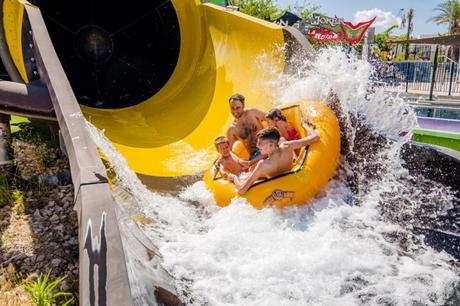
[{"xmin": 87, "ymin": 48, "xmax": 459, "ymax": 305}]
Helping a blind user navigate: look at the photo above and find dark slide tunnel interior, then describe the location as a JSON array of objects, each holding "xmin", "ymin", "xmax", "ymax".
[{"xmin": 32, "ymin": 0, "xmax": 180, "ymax": 109}]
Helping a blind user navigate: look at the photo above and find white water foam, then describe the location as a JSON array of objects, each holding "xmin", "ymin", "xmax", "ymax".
[{"xmin": 87, "ymin": 47, "xmax": 459, "ymax": 305}]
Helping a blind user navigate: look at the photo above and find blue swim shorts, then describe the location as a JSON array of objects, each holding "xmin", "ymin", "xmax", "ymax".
[{"xmin": 250, "ymin": 150, "xmax": 261, "ymax": 160}]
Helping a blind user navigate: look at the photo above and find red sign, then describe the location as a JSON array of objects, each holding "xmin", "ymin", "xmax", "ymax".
[
  {"xmin": 306, "ymin": 14, "xmax": 376, "ymax": 45},
  {"xmin": 307, "ymin": 28, "xmax": 342, "ymax": 42},
  {"xmin": 340, "ymin": 17, "xmax": 377, "ymax": 45}
]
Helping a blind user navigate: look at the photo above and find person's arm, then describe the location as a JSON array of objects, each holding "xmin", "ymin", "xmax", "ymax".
[
  {"xmin": 234, "ymin": 162, "xmax": 264, "ymax": 195},
  {"xmin": 236, "ymin": 155, "xmax": 266, "ymax": 172},
  {"xmin": 218, "ymin": 163, "xmax": 234, "ymax": 181},
  {"xmin": 214, "ymin": 159, "xmax": 232, "ymax": 180},
  {"xmin": 236, "ymin": 156, "xmax": 251, "ymax": 170},
  {"xmin": 212, "ymin": 160, "xmax": 220, "ymax": 177},
  {"xmin": 227, "ymin": 126, "xmax": 238, "ymax": 150},
  {"xmin": 301, "ymin": 119, "xmax": 316, "ymax": 131}
]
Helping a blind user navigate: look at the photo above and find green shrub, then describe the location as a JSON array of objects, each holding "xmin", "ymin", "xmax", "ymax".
[
  {"xmin": 23, "ymin": 271, "xmax": 74, "ymax": 306},
  {"xmin": 12, "ymin": 189, "xmax": 27, "ymax": 214}
]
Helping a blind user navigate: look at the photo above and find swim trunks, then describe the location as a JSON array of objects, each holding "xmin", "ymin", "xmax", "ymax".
[
  {"xmin": 287, "ymin": 128, "xmax": 301, "ymax": 140},
  {"xmin": 250, "ymin": 150, "xmax": 261, "ymax": 160}
]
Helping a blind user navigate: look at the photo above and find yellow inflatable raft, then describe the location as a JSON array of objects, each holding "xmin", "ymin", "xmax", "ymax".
[{"xmin": 203, "ymin": 100, "xmax": 340, "ymax": 209}]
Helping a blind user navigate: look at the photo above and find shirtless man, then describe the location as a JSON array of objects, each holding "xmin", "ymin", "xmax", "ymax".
[
  {"xmin": 232, "ymin": 122, "xmax": 319, "ymax": 195},
  {"xmin": 214, "ymin": 136, "xmax": 250, "ymax": 181},
  {"xmin": 226, "ymin": 93, "xmax": 266, "ymax": 162}
]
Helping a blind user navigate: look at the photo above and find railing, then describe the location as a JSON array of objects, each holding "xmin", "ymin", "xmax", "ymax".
[
  {"xmin": 413, "ymin": 105, "xmax": 460, "ymax": 120},
  {"xmin": 24, "ymin": 5, "xmax": 133, "ymax": 305},
  {"xmin": 380, "ymin": 61, "xmax": 460, "ymax": 96}
]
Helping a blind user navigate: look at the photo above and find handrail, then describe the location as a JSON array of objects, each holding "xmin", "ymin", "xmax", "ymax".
[{"xmin": 23, "ymin": 4, "xmax": 133, "ymax": 305}]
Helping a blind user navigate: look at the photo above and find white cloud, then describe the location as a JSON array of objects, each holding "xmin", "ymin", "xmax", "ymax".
[{"xmin": 354, "ymin": 8, "xmax": 401, "ymax": 30}]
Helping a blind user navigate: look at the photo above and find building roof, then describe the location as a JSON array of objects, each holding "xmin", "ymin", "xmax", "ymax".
[{"xmin": 390, "ymin": 34, "xmax": 460, "ymax": 46}]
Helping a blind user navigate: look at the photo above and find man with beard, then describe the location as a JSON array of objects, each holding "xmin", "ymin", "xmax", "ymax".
[{"xmin": 226, "ymin": 93, "xmax": 267, "ymax": 163}]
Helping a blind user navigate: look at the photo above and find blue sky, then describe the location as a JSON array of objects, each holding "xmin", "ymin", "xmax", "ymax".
[{"xmin": 276, "ymin": 0, "xmax": 449, "ymax": 36}]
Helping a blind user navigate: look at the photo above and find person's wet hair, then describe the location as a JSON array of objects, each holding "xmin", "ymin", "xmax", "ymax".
[
  {"xmin": 229, "ymin": 93, "xmax": 245, "ymax": 106},
  {"xmin": 214, "ymin": 136, "xmax": 229, "ymax": 149},
  {"xmin": 266, "ymin": 108, "xmax": 286, "ymax": 121},
  {"xmin": 257, "ymin": 126, "xmax": 280, "ymax": 143}
]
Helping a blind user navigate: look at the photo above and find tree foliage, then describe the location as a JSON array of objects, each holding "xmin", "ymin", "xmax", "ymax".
[
  {"xmin": 286, "ymin": 0, "xmax": 320, "ymax": 20},
  {"xmin": 231, "ymin": 0, "xmax": 319, "ymax": 21},
  {"xmin": 231, "ymin": 0, "xmax": 280, "ymax": 21},
  {"xmin": 428, "ymin": 0, "xmax": 460, "ymax": 34},
  {"xmin": 428, "ymin": 1, "xmax": 460, "ymax": 61},
  {"xmin": 374, "ymin": 25, "xmax": 399, "ymax": 52}
]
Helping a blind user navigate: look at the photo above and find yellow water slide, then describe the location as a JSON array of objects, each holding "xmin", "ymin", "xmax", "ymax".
[{"xmin": 2, "ymin": 0, "xmax": 307, "ymax": 181}]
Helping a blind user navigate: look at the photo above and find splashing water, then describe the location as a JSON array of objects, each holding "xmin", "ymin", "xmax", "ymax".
[{"xmin": 87, "ymin": 47, "xmax": 459, "ymax": 305}]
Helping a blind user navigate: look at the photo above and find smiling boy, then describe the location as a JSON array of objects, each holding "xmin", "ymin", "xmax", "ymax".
[
  {"xmin": 214, "ymin": 136, "xmax": 250, "ymax": 181},
  {"xmin": 233, "ymin": 122, "xmax": 319, "ymax": 195}
]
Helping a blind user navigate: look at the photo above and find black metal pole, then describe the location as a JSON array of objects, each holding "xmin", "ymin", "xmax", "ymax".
[
  {"xmin": 429, "ymin": 45, "xmax": 439, "ymax": 101},
  {"xmin": 405, "ymin": 62, "xmax": 410, "ymax": 92},
  {"xmin": 448, "ymin": 61, "xmax": 455, "ymax": 96}
]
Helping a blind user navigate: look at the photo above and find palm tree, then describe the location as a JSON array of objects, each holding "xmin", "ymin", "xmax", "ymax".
[
  {"xmin": 429, "ymin": 0, "xmax": 460, "ymax": 34},
  {"xmin": 429, "ymin": 1, "xmax": 460, "ymax": 61}
]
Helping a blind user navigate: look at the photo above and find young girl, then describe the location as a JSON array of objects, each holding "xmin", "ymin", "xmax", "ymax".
[{"xmin": 265, "ymin": 108, "xmax": 301, "ymax": 141}]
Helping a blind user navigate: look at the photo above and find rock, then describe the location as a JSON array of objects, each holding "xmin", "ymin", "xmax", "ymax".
[
  {"xmin": 60, "ymin": 280, "xmax": 71, "ymax": 292},
  {"xmin": 0, "ymin": 274, "xmax": 7, "ymax": 287},
  {"xmin": 51, "ymin": 258, "xmax": 61, "ymax": 267},
  {"xmin": 39, "ymin": 175, "xmax": 59, "ymax": 187},
  {"xmin": 26, "ymin": 272, "xmax": 39, "ymax": 282},
  {"xmin": 35, "ymin": 255, "xmax": 45, "ymax": 262},
  {"xmin": 47, "ymin": 176, "xmax": 59, "ymax": 186},
  {"xmin": 33, "ymin": 209, "xmax": 42, "ymax": 219},
  {"xmin": 57, "ymin": 170, "xmax": 72, "ymax": 185},
  {"xmin": 41, "ymin": 209, "xmax": 51, "ymax": 217},
  {"xmin": 54, "ymin": 224, "xmax": 65, "ymax": 233},
  {"xmin": 6, "ymin": 263, "xmax": 16, "ymax": 274},
  {"xmin": 48, "ymin": 200, "xmax": 56, "ymax": 207},
  {"xmin": 50, "ymin": 214, "xmax": 59, "ymax": 223}
]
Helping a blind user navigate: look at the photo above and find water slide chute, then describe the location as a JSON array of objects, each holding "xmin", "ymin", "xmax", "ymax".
[{"xmin": 2, "ymin": 0, "xmax": 317, "ymax": 186}]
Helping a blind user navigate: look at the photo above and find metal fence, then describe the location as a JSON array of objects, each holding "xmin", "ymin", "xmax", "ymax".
[{"xmin": 379, "ymin": 61, "xmax": 460, "ymax": 96}]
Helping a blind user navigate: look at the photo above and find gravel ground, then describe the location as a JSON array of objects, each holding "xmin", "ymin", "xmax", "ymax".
[{"xmin": 0, "ymin": 138, "xmax": 78, "ymax": 305}]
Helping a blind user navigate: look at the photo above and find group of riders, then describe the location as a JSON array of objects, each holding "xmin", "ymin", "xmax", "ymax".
[{"xmin": 214, "ymin": 94, "xmax": 320, "ymax": 195}]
